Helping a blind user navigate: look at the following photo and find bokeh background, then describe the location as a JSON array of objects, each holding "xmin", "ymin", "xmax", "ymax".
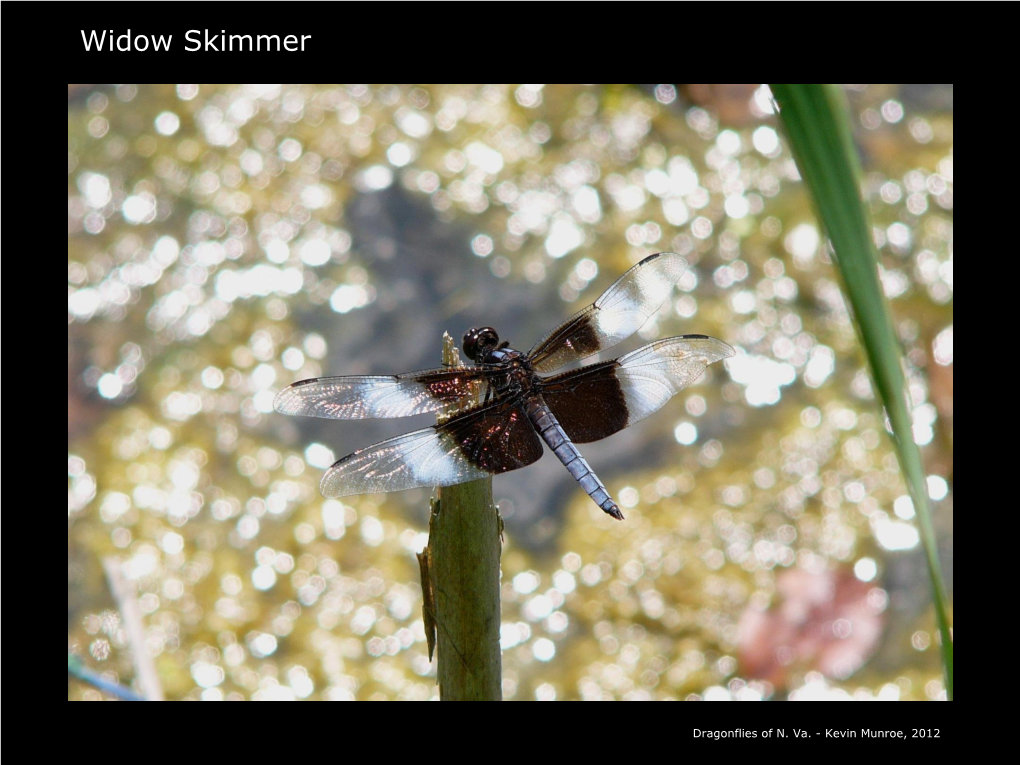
[{"xmin": 67, "ymin": 84, "xmax": 953, "ymax": 701}]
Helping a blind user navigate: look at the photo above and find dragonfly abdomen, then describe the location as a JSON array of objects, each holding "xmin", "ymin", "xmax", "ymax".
[{"xmin": 524, "ymin": 396, "xmax": 623, "ymax": 520}]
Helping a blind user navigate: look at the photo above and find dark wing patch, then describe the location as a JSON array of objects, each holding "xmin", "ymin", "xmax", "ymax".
[
  {"xmin": 273, "ymin": 365, "xmax": 503, "ymax": 420},
  {"xmin": 540, "ymin": 335, "xmax": 734, "ymax": 443},
  {"xmin": 539, "ymin": 361, "xmax": 629, "ymax": 443},
  {"xmin": 319, "ymin": 398, "xmax": 543, "ymax": 497},
  {"xmin": 445, "ymin": 399, "xmax": 544, "ymax": 475},
  {"xmin": 527, "ymin": 252, "xmax": 688, "ymax": 373}
]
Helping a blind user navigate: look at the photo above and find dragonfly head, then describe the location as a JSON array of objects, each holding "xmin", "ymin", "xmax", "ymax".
[{"xmin": 463, "ymin": 326, "xmax": 500, "ymax": 362}]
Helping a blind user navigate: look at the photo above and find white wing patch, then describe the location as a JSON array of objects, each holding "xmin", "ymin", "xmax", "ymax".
[
  {"xmin": 616, "ymin": 336, "xmax": 734, "ymax": 425},
  {"xmin": 319, "ymin": 427, "xmax": 489, "ymax": 497},
  {"xmin": 593, "ymin": 251, "xmax": 686, "ymax": 342},
  {"xmin": 529, "ymin": 251, "xmax": 688, "ymax": 372}
]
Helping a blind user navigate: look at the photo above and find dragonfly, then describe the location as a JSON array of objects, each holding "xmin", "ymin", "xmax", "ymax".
[{"xmin": 274, "ymin": 252, "xmax": 733, "ymax": 520}]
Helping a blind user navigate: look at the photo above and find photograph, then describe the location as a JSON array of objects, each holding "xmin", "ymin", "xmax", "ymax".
[{"xmin": 67, "ymin": 83, "xmax": 953, "ymax": 704}]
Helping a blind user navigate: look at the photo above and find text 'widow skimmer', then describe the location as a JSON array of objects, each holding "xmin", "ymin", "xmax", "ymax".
[{"xmin": 274, "ymin": 252, "xmax": 733, "ymax": 520}]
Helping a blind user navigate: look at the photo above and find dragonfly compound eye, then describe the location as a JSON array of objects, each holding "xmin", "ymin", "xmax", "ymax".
[{"xmin": 463, "ymin": 327, "xmax": 499, "ymax": 361}]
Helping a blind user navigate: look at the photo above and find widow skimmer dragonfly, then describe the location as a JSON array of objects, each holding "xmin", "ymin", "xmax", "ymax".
[{"xmin": 274, "ymin": 252, "xmax": 733, "ymax": 520}]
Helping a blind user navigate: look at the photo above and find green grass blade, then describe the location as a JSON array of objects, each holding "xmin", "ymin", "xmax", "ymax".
[
  {"xmin": 69, "ymin": 653, "xmax": 147, "ymax": 701},
  {"xmin": 769, "ymin": 84, "xmax": 953, "ymax": 699}
]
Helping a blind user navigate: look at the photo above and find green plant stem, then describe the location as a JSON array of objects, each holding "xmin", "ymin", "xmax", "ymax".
[
  {"xmin": 423, "ymin": 333, "xmax": 502, "ymax": 701},
  {"xmin": 770, "ymin": 84, "xmax": 952, "ymax": 699}
]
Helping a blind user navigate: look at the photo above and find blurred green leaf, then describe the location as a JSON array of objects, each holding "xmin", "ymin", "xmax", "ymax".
[{"xmin": 769, "ymin": 84, "xmax": 953, "ymax": 699}]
